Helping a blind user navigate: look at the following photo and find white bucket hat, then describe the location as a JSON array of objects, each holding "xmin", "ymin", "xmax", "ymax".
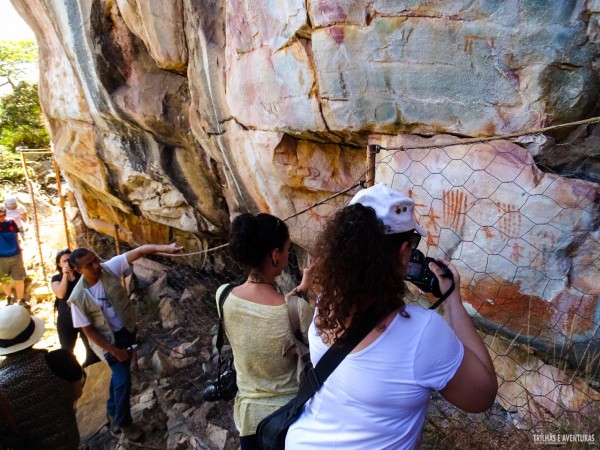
[
  {"xmin": 4, "ymin": 196, "xmax": 17, "ymax": 207},
  {"xmin": 349, "ymin": 183, "xmax": 426, "ymax": 236},
  {"xmin": 0, "ymin": 304, "xmax": 45, "ymax": 356}
]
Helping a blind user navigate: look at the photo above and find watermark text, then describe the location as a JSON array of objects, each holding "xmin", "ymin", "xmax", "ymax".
[{"xmin": 532, "ymin": 434, "xmax": 595, "ymax": 446}]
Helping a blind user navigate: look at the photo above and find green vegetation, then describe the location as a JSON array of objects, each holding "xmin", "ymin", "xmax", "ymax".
[
  {"xmin": 0, "ymin": 39, "xmax": 49, "ymax": 184},
  {"xmin": 0, "ymin": 39, "xmax": 38, "ymax": 89},
  {"xmin": 0, "ymin": 81, "xmax": 49, "ymax": 150},
  {"xmin": 0, "ymin": 146, "xmax": 23, "ymax": 183}
]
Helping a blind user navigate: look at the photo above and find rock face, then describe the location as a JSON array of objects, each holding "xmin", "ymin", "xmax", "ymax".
[
  {"xmin": 372, "ymin": 133, "xmax": 600, "ymax": 380},
  {"xmin": 11, "ymin": 0, "xmax": 600, "ymax": 407}
]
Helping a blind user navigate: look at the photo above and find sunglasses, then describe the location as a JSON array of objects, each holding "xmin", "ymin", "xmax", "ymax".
[{"xmin": 408, "ymin": 232, "xmax": 421, "ymax": 250}]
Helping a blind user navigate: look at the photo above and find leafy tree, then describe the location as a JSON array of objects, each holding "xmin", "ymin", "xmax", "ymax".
[
  {"xmin": 0, "ymin": 145, "xmax": 23, "ymax": 183},
  {"xmin": 0, "ymin": 81, "xmax": 49, "ymax": 150},
  {"xmin": 0, "ymin": 39, "xmax": 38, "ymax": 90},
  {"xmin": 0, "ymin": 39, "xmax": 47, "ymax": 184}
]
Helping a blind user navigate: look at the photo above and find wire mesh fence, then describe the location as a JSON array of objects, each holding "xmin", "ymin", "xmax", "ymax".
[
  {"xmin": 369, "ymin": 128, "xmax": 599, "ymax": 448},
  {"xmin": 79, "ymin": 118, "xmax": 599, "ymax": 448}
]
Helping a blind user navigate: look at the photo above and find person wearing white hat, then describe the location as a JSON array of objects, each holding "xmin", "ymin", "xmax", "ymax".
[
  {"xmin": 3, "ymin": 196, "xmax": 28, "ymax": 232},
  {"xmin": 0, "ymin": 205, "xmax": 26, "ymax": 305},
  {"xmin": 286, "ymin": 183, "xmax": 497, "ymax": 450},
  {"xmin": 0, "ymin": 304, "xmax": 84, "ymax": 449}
]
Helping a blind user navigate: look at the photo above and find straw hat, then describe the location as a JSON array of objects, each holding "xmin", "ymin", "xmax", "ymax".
[{"xmin": 0, "ymin": 305, "xmax": 45, "ymax": 356}]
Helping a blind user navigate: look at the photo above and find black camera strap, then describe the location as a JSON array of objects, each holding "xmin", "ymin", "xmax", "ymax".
[
  {"xmin": 216, "ymin": 283, "xmax": 237, "ymax": 380},
  {"xmin": 428, "ymin": 276, "xmax": 455, "ymax": 310},
  {"xmin": 290, "ymin": 309, "xmax": 379, "ymax": 412}
]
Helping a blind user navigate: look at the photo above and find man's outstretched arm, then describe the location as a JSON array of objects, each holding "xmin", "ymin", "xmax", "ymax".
[{"xmin": 124, "ymin": 243, "xmax": 184, "ymax": 264}]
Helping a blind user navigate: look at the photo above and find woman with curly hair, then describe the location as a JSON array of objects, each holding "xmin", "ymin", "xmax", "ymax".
[
  {"xmin": 218, "ymin": 213, "xmax": 314, "ymax": 450},
  {"xmin": 286, "ymin": 183, "xmax": 497, "ymax": 450}
]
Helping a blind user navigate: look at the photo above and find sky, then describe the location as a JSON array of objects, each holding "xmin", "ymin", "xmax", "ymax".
[{"xmin": 0, "ymin": 1, "xmax": 35, "ymax": 41}]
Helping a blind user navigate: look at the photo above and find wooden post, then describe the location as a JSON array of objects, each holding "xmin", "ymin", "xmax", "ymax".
[
  {"xmin": 20, "ymin": 151, "xmax": 48, "ymax": 293},
  {"xmin": 114, "ymin": 225, "xmax": 127, "ymax": 291},
  {"xmin": 366, "ymin": 144, "xmax": 379, "ymax": 187},
  {"xmin": 114, "ymin": 224, "xmax": 121, "ymax": 255},
  {"xmin": 51, "ymin": 145, "xmax": 71, "ymax": 249}
]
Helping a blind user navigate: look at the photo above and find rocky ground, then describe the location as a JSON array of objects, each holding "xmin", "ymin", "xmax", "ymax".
[
  {"xmin": 5, "ymin": 166, "xmax": 582, "ymax": 450},
  {"xmin": 2, "ymin": 167, "xmax": 241, "ymax": 450},
  {"xmin": 27, "ymin": 255, "xmax": 240, "ymax": 450},
  {"xmin": 74, "ymin": 265, "xmax": 240, "ymax": 450}
]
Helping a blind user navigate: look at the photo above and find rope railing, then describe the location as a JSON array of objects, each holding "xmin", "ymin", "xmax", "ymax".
[
  {"xmin": 374, "ymin": 115, "xmax": 600, "ymax": 151},
  {"xmin": 128, "ymin": 179, "xmax": 368, "ymax": 258},
  {"xmin": 123, "ymin": 114, "xmax": 600, "ymax": 261}
]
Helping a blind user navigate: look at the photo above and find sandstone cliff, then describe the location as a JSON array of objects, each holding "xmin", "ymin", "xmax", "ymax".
[{"xmin": 11, "ymin": 0, "xmax": 600, "ymax": 413}]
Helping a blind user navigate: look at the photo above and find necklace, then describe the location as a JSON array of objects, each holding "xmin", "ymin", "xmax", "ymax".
[{"xmin": 246, "ymin": 274, "xmax": 277, "ymax": 289}]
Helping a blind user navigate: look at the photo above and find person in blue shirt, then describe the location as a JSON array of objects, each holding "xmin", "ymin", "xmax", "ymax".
[{"xmin": 0, "ymin": 205, "xmax": 26, "ymax": 305}]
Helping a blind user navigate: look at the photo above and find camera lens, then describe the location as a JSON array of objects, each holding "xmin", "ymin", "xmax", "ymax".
[{"xmin": 202, "ymin": 384, "xmax": 221, "ymax": 401}]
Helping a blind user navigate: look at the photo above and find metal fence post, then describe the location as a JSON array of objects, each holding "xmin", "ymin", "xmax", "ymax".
[
  {"xmin": 19, "ymin": 150, "xmax": 48, "ymax": 294},
  {"xmin": 367, "ymin": 144, "xmax": 380, "ymax": 187},
  {"xmin": 51, "ymin": 144, "xmax": 71, "ymax": 249}
]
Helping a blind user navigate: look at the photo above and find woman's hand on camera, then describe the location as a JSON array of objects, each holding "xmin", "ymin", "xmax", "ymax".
[{"xmin": 428, "ymin": 259, "xmax": 460, "ymax": 298}]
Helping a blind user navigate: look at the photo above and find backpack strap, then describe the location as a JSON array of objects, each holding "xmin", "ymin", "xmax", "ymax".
[
  {"xmin": 216, "ymin": 283, "xmax": 236, "ymax": 352},
  {"xmin": 290, "ymin": 310, "xmax": 378, "ymax": 411},
  {"xmin": 213, "ymin": 283, "xmax": 238, "ymax": 381}
]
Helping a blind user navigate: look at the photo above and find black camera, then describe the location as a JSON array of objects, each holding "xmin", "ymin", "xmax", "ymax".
[
  {"xmin": 202, "ymin": 367, "xmax": 238, "ymax": 402},
  {"xmin": 405, "ymin": 249, "xmax": 453, "ymax": 298}
]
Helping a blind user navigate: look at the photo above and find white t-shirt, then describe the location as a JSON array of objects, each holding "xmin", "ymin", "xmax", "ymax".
[
  {"xmin": 286, "ymin": 305, "xmax": 464, "ymax": 450},
  {"xmin": 6, "ymin": 206, "xmax": 26, "ymax": 229},
  {"xmin": 71, "ymin": 254, "xmax": 130, "ymax": 331}
]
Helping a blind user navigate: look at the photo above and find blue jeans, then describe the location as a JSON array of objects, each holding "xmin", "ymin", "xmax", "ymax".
[
  {"xmin": 105, "ymin": 357, "xmax": 132, "ymax": 426},
  {"xmin": 104, "ymin": 328, "xmax": 136, "ymax": 426}
]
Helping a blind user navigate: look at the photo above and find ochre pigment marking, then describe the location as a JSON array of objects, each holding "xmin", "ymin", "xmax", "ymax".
[
  {"xmin": 498, "ymin": 202, "xmax": 521, "ymax": 237},
  {"xmin": 552, "ymin": 291, "xmax": 599, "ymax": 339},
  {"xmin": 327, "ymin": 26, "xmax": 346, "ymax": 45},
  {"xmin": 510, "ymin": 241, "xmax": 523, "ymax": 263},
  {"xmin": 305, "ymin": 200, "xmax": 324, "ymax": 223},
  {"xmin": 464, "ymin": 279, "xmax": 552, "ymax": 340},
  {"xmin": 422, "ymin": 207, "xmax": 441, "ymax": 246},
  {"xmin": 443, "ymin": 189, "xmax": 468, "ymax": 232},
  {"xmin": 316, "ymin": 1, "xmax": 347, "ymax": 25},
  {"xmin": 481, "ymin": 226, "xmax": 495, "ymax": 239}
]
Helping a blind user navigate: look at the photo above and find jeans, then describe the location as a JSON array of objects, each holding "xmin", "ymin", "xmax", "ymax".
[
  {"xmin": 105, "ymin": 357, "xmax": 133, "ymax": 426},
  {"xmin": 104, "ymin": 328, "xmax": 136, "ymax": 427}
]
